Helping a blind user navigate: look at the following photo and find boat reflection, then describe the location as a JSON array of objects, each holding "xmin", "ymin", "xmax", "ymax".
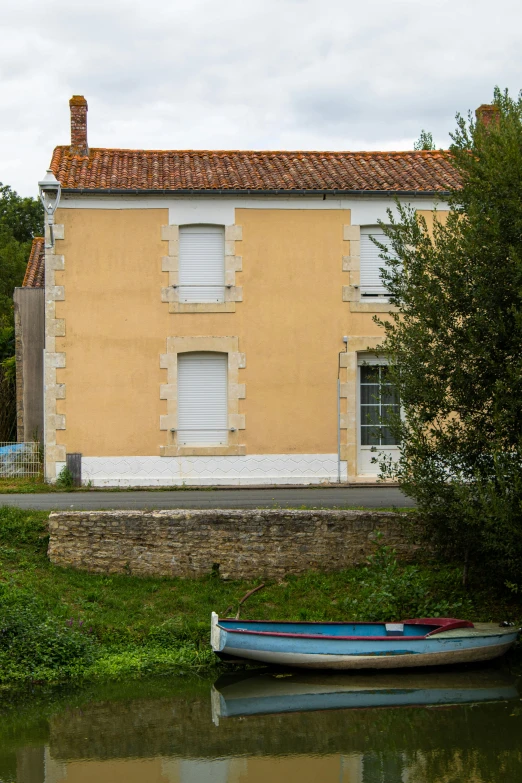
[{"xmin": 211, "ymin": 667, "xmax": 518, "ymax": 722}]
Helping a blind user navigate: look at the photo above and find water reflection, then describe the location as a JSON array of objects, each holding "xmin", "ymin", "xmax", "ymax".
[
  {"xmin": 212, "ymin": 668, "xmax": 519, "ymax": 720},
  {"xmin": 4, "ymin": 666, "xmax": 521, "ymax": 783}
]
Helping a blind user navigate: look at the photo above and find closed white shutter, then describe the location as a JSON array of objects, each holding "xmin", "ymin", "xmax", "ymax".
[
  {"xmin": 177, "ymin": 353, "xmax": 228, "ymax": 446},
  {"xmin": 178, "ymin": 225, "xmax": 225, "ymax": 303},
  {"xmin": 360, "ymin": 227, "xmax": 394, "ymax": 296}
]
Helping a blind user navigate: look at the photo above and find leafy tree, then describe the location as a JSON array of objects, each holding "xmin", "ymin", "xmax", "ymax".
[
  {"xmin": 0, "ymin": 184, "xmax": 43, "ymax": 323},
  {"xmin": 0, "ymin": 183, "xmax": 44, "ymax": 243},
  {"xmin": 414, "ymin": 130, "xmax": 436, "ymax": 150},
  {"xmin": 0, "ymin": 184, "xmax": 44, "ymax": 440},
  {"xmin": 376, "ymin": 88, "xmax": 522, "ymax": 588}
]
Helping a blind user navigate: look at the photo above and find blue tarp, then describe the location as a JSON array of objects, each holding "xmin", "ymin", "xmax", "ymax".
[{"xmin": 0, "ymin": 443, "xmax": 28, "ymax": 455}]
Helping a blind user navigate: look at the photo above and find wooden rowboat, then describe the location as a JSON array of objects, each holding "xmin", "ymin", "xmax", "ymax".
[{"xmin": 210, "ymin": 614, "xmax": 520, "ymax": 670}]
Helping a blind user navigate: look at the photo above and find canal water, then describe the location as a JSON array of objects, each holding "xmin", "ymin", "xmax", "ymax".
[{"xmin": 2, "ymin": 665, "xmax": 521, "ymax": 783}]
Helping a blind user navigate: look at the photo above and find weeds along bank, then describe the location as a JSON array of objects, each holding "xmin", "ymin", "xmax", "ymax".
[{"xmin": 0, "ymin": 506, "xmax": 520, "ymax": 691}]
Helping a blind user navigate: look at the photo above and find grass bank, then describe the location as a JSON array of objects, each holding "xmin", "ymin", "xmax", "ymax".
[{"xmin": 0, "ymin": 506, "xmax": 520, "ymax": 692}]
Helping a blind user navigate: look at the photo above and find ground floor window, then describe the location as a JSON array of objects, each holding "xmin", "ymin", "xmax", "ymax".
[
  {"xmin": 358, "ymin": 356, "xmax": 400, "ymax": 475},
  {"xmin": 359, "ymin": 363, "xmax": 400, "ymax": 446},
  {"xmin": 177, "ymin": 352, "xmax": 228, "ymax": 446}
]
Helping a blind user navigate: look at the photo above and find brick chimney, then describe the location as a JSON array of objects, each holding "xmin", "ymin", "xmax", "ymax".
[
  {"xmin": 69, "ymin": 95, "xmax": 88, "ymax": 154},
  {"xmin": 475, "ymin": 104, "xmax": 500, "ymax": 129}
]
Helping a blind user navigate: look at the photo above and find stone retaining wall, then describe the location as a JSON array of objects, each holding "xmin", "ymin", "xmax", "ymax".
[{"xmin": 47, "ymin": 509, "xmax": 415, "ymax": 579}]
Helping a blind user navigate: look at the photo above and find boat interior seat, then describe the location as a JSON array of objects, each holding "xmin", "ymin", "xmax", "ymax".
[{"xmin": 385, "ymin": 623, "xmax": 405, "ymax": 636}]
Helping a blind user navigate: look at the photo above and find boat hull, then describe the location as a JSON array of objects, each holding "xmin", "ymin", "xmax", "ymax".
[
  {"xmin": 219, "ymin": 640, "xmax": 515, "ymax": 669},
  {"xmin": 211, "ymin": 614, "xmax": 519, "ymax": 670}
]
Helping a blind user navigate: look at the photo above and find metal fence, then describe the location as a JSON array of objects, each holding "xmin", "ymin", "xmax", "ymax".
[{"xmin": 0, "ymin": 442, "xmax": 42, "ymax": 478}]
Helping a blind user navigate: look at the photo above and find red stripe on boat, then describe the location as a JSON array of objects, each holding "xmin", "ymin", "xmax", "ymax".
[{"xmin": 218, "ymin": 618, "xmax": 474, "ymax": 642}]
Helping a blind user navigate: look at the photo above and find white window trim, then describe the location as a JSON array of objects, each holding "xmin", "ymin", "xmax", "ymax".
[
  {"xmin": 338, "ymin": 337, "xmax": 400, "ymax": 481},
  {"xmin": 356, "ymin": 353, "xmax": 400, "ymax": 476}
]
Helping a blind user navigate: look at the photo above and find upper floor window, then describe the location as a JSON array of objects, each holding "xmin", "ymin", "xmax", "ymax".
[
  {"xmin": 360, "ymin": 226, "xmax": 394, "ymax": 297},
  {"xmin": 178, "ymin": 225, "xmax": 225, "ymax": 303}
]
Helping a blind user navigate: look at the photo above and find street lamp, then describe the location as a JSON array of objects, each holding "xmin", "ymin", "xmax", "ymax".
[{"xmin": 38, "ymin": 169, "xmax": 61, "ymax": 248}]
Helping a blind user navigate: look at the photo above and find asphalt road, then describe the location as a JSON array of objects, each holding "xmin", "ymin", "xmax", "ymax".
[{"xmin": 0, "ymin": 486, "xmax": 413, "ymax": 510}]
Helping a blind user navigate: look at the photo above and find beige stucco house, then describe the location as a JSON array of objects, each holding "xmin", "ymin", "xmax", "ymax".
[{"xmin": 36, "ymin": 95, "xmax": 456, "ymax": 486}]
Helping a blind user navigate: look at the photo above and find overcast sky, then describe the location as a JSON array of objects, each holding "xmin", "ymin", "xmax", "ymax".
[{"xmin": 2, "ymin": 0, "xmax": 521, "ymax": 197}]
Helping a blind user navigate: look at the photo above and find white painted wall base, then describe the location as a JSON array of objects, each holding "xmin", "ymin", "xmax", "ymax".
[
  {"xmin": 77, "ymin": 454, "xmax": 348, "ymax": 487},
  {"xmin": 357, "ymin": 446, "xmax": 400, "ymax": 476}
]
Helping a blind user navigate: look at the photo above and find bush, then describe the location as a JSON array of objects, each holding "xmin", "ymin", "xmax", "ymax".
[
  {"xmin": 0, "ymin": 586, "xmax": 96, "ymax": 684},
  {"xmin": 55, "ymin": 466, "xmax": 74, "ymax": 490},
  {"xmin": 342, "ymin": 544, "xmax": 474, "ymax": 621}
]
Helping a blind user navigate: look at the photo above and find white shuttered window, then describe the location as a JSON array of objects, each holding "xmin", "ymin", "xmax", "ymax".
[
  {"xmin": 177, "ymin": 353, "xmax": 228, "ymax": 446},
  {"xmin": 178, "ymin": 225, "xmax": 225, "ymax": 303},
  {"xmin": 360, "ymin": 227, "xmax": 394, "ymax": 296}
]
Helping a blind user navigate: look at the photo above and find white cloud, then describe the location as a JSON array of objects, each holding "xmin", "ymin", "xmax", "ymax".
[{"xmin": 1, "ymin": 0, "xmax": 521, "ymax": 195}]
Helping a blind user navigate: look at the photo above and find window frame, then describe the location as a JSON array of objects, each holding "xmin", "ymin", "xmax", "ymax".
[
  {"xmin": 159, "ymin": 336, "xmax": 246, "ymax": 457},
  {"xmin": 177, "ymin": 351, "xmax": 229, "ymax": 447},
  {"xmin": 356, "ymin": 353, "xmax": 401, "ymax": 476},
  {"xmin": 359, "ymin": 225, "xmax": 394, "ymax": 300},
  {"xmin": 161, "ymin": 223, "xmax": 243, "ymax": 314},
  {"xmin": 178, "ymin": 225, "xmax": 226, "ymax": 305}
]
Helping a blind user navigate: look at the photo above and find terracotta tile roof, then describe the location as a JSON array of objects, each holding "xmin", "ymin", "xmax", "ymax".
[
  {"xmin": 50, "ymin": 146, "xmax": 458, "ymax": 194},
  {"xmin": 23, "ymin": 237, "xmax": 45, "ymax": 288}
]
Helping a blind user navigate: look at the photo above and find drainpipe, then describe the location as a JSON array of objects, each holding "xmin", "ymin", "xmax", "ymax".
[
  {"xmin": 337, "ymin": 337, "xmax": 349, "ymax": 483},
  {"xmin": 337, "ymin": 376, "xmax": 341, "ymax": 483}
]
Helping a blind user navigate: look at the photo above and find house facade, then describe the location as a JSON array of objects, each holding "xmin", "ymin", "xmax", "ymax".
[{"xmin": 39, "ymin": 96, "xmax": 455, "ymax": 486}]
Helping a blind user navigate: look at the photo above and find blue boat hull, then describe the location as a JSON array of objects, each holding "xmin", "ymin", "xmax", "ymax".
[{"xmin": 211, "ymin": 614, "xmax": 519, "ymax": 670}]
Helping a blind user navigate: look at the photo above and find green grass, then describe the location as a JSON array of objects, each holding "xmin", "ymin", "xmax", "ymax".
[
  {"xmin": 0, "ymin": 476, "xmax": 58, "ymax": 493},
  {"xmin": 0, "ymin": 477, "xmax": 224, "ymax": 493},
  {"xmin": 0, "ymin": 505, "xmax": 520, "ymax": 691}
]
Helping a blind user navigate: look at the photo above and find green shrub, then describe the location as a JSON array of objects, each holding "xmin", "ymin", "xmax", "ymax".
[
  {"xmin": 0, "ymin": 586, "xmax": 95, "ymax": 684},
  {"xmin": 0, "ymin": 505, "xmax": 47, "ymax": 547},
  {"xmin": 342, "ymin": 544, "xmax": 474, "ymax": 621},
  {"xmin": 55, "ymin": 466, "xmax": 74, "ymax": 490}
]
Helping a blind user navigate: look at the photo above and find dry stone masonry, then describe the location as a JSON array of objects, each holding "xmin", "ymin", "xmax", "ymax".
[{"xmin": 47, "ymin": 509, "xmax": 414, "ymax": 579}]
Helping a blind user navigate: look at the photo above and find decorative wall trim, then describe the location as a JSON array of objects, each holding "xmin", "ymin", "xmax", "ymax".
[
  {"xmin": 159, "ymin": 335, "xmax": 246, "ymax": 457},
  {"xmin": 342, "ymin": 222, "xmax": 359, "ymax": 311},
  {"xmin": 339, "ymin": 336, "xmax": 382, "ymax": 479},
  {"xmin": 80, "ymin": 453, "xmax": 345, "ymax": 486},
  {"xmin": 43, "ymin": 223, "xmax": 66, "ymax": 480},
  {"xmin": 160, "ymin": 223, "xmax": 243, "ymax": 313}
]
